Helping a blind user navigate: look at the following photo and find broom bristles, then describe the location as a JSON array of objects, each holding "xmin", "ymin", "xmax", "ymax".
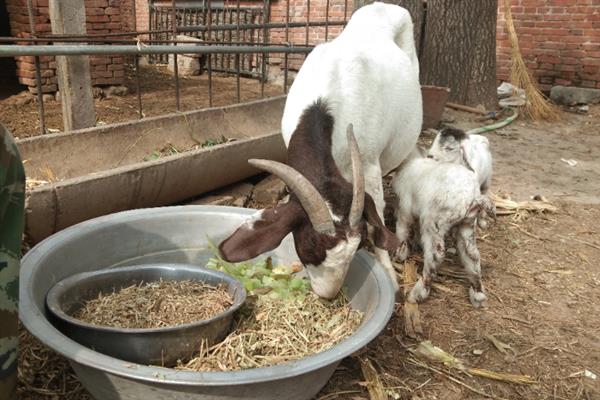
[{"xmin": 504, "ymin": 0, "xmax": 560, "ymax": 121}]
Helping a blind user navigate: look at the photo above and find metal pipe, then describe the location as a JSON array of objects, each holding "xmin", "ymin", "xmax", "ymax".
[
  {"xmin": 306, "ymin": 0, "xmax": 310, "ymax": 46},
  {"xmin": 172, "ymin": 0, "xmax": 180, "ymax": 111},
  {"xmin": 325, "ymin": 0, "xmax": 329, "ymax": 41},
  {"xmin": 207, "ymin": 0, "xmax": 213, "ymax": 107},
  {"xmin": 344, "ymin": 0, "xmax": 348, "ymax": 26},
  {"xmin": 134, "ymin": 55, "xmax": 143, "ymax": 118},
  {"xmin": 284, "ymin": 0, "xmax": 290, "ymax": 94},
  {"xmin": 26, "ymin": 0, "xmax": 46, "ymax": 136},
  {"xmin": 236, "ymin": 0, "xmax": 240, "ymax": 103},
  {"xmin": 178, "ymin": 20, "xmax": 343, "ymax": 32},
  {"xmin": 133, "ymin": 0, "xmax": 137, "ymax": 32},
  {"xmin": 261, "ymin": 0, "xmax": 270, "ymax": 98},
  {"xmin": 0, "ymin": 36, "xmax": 292, "ymax": 45},
  {"xmin": 0, "ymin": 45, "xmax": 313, "ymax": 57},
  {"xmin": 32, "ymin": 20, "xmax": 345, "ymax": 39}
]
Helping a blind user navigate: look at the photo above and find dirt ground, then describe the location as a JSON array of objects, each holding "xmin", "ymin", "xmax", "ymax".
[
  {"xmin": 14, "ymin": 99, "xmax": 600, "ymax": 399},
  {"xmin": 0, "ymin": 63, "xmax": 284, "ymax": 139}
]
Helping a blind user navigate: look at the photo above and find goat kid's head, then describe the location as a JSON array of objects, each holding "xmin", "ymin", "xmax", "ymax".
[
  {"xmin": 219, "ymin": 125, "xmax": 399, "ymax": 299},
  {"xmin": 428, "ymin": 127, "xmax": 468, "ymax": 164}
]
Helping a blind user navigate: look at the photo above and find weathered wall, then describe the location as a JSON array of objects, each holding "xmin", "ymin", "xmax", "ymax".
[{"xmin": 6, "ymin": 0, "xmax": 125, "ymax": 93}]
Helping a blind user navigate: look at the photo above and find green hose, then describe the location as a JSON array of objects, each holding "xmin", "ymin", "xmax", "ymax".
[{"xmin": 466, "ymin": 107, "xmax": 519, "ymax": 135}]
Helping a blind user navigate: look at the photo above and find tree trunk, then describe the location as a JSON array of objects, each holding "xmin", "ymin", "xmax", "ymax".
[
  {"xmin": 420, "ymin": 0, "xmax": 498, "ymax": 109},
  {"xmin": 352, "ymin": 0, "xmax": 425, "ymax": 53}
]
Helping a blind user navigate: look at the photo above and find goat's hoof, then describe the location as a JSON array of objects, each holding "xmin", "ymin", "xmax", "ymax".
[
  {"xmin": 469, "ymin": 287, "xmax": 488, "ymax": 308},
  {"xmin": 408, "ymin": 279, "xmax": 430, "ymax": 303},
  {"xmin": 394, "ymin": 243, "xmax": 409, "ymax": 262},
  {"xmin": 477, "ymin": 218, "xmax": 489, "ymax": 230}
]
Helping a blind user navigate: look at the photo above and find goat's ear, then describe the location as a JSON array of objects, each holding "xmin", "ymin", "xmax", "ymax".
[
  {"xmin": 363, "ymin": 194, "xmax": 401, "ymax": 252},
  {"xmin": 460, "ymin": 145, "xmax": 475, "ymax": 172},
  {"xmin": 219, "ymin": 202, "xmax": 303, "ymax": 262}
]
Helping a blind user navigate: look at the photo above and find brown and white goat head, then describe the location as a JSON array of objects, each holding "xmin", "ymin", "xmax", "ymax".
[{"xmin": 219, "ymin": 125, "xmax": 399, "ymax": 299}]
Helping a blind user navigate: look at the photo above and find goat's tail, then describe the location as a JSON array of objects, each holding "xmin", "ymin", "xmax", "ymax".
[{"xmin": 466, "ymin": 195, "xmax": 497, "ymax": 222}]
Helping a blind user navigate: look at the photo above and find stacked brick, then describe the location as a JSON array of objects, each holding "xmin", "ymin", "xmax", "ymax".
[
  {"xmin": 268, "ymin": 0, "xmax": 351, "ymax": 70},
  {"xmin": 497, "ymin": 0, "xmax": 600, "ymax": 91},
  {"xmin": 131, "ymin": 0, "xmax": 600, "ymax": 90},
  {"xmin": 6, "ymin": 0, "xmax": 125, "ymax": 93}
]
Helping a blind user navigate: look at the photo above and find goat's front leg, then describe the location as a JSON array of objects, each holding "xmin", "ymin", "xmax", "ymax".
[
  {"xmin": 456, "ymin": 223, "xmax": 487, "ymax": 307},
  {"xmin": 364, "ymin": 166, "xmax": 399, "ymax": 292},
  {"xmin": 408, "ymin": 222, "xmax": 445, "ymax": 303}
]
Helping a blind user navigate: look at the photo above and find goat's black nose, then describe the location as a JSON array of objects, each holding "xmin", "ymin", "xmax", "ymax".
[{"xmin": 426, "ymin": 154, "xmax": 434, "ymax": 159}]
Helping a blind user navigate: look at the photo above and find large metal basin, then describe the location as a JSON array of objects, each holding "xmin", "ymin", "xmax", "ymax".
[{"xmin": 20, "ymin": 206, "xmax": 395, "ymax": 400}]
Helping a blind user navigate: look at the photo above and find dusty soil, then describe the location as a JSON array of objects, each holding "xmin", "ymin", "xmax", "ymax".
[
  {"xmin": 0, "ymin": 63, "xmax": 284, "ymax": 139},
  {"xmin": 16, "ymin": 104, "xmax": 600, "ymax": 400}
]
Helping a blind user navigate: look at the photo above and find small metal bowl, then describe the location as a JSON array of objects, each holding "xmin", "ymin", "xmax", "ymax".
[{"xmin": 46, "ymin": 263, "xmax": 246, "ymax": 366}]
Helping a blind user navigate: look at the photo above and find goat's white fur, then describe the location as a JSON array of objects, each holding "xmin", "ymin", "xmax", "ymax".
[
  {"xmin": 429, "ymin": 132, "xmax": 493, "ymax": 195},
  {"xmin": 305, "ymin": 234, "xmax": 362, "ymax": 299},
  {"xmin": 281, "ymin": 2, "xmax": 422, "ymax": 290},
  {"xmin": 244, "ymin": 209, "xmax": 264, "ymax": 230},
  {"xmin": 393, "ymin": 148, "xmax": 488, "ymax": 307}
]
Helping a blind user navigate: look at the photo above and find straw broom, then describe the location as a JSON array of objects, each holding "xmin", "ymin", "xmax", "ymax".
[{"xmin": 504, "ymin": 0, "xmax": 560, "ymax": 121}]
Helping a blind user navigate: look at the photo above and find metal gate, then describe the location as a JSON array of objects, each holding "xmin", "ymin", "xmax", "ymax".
[{"xmin": 149, "ymin": 1, "xmax": 267, "ymax": 77}]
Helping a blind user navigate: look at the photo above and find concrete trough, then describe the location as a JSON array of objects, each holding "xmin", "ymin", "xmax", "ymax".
[{"xmin": 18, "ymin": 96, "xmax": 287, "ymax": 244}]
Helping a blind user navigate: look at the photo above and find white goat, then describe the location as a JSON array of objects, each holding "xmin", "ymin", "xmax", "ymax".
[
  {"xmin": 219, "ymin": 2, "xmax": 422, "ymax": 298},
  {"xmin": 393, "ymin": 147, "xmax": 496, "ymax": 307},
  {"xmin": 428, "ymin": 127, "xmax": 493, "ymax": 194}
]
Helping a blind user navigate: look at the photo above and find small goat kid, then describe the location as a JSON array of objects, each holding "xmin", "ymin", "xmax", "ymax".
[
  {"xmin": 393, "ymin": 148, "xmax": 496, "ymax": 307},
  {"xmin": 428, "ymin": 127, "xmax": 493, "ymax": 195},
  {"xmin": 219, "ymin": 2, "xmax": 422, "ymax": 299}
]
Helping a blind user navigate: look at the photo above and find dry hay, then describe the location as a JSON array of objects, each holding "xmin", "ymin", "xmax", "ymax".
[
  {"xmin": 491, "ymin": 192, "xmax": 559, "ymax": 217},
  {"xmin": 25, "ymin": 165, "xmax": 57, "ymax": 190},
  {"xmin": 176, "ymin": 292, "xmax": 362, "ymax": 371},
  {"xmin": 17, "ymin": 327, "xmax": 91, "ymax": 400},
  {"xmin": 504, "ymin": 0, "xmax": 560, "ymax": 121},
  {"xmin": 73, "ymin": 279, "xmax": 233, "ymax": 329},
  {"xmin": 142, "ymin": 136, "xmax": 233, "ymax": 162}
]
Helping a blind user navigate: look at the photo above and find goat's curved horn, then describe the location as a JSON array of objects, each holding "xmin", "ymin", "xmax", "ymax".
[
  {"xmin": 347, "ymin": 124, "xmax": 365, "ymax": 229},
  {"xmin": 248, "ymin": 159, "xmax": 336, "ymax": 235}
]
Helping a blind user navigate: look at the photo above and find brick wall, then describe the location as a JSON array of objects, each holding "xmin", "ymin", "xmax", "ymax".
[
  {"xmin": 497, "ymin": 0, "xmax": 600, "ymax": 91},
  {"xmin": 6, "ymin": 0, "xmax": 125, "ymax": 93},
  {"xmin": 131, "ymin": 0, "xmax": 600, "ymax": 90},
  {"xmin": 268, "ymin": 0, "xmax": 351, "ymax": 70}
]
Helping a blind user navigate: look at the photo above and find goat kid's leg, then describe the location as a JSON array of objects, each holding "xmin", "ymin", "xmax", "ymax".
[
  {"xmin": 394, "ymin": 207, "xmax": 413, "ymax": 262},
  {"xmin": 365, "ymin": 167, "xmax": 399, "ymax": 292},
  {"xmin": 408, "ymin": 223, "xmax": 445, "ymax": 303},
  {"xmin": 456, "ymin": 223, "xmax": 487, "ymax": 307}
]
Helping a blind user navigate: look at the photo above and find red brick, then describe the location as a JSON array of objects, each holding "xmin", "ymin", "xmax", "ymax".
[
  {"xmin": 105, "ymin": 7, "xmax": 120, "ymax": 15},
  {"xmin": 86, "ymin": 7, "xmax": 106, "ymax": 16},
  {"xmin": 92, "ymin": 70, "xmax": 114, "ymax": 78},
  {"xmin": 107, "ymin": 63, "xmax": 124, "ymax": 71},
  {"xmin": 90, "ymin": 57, "xmax": 111, "ymax": 65},
  {"xmin": 85, "ymin": 0, "xmax": 109, "ymax": 7},
  {"xmin": 40, "ymin": 69, "xmax": 54, "ymax": 78},
  {"xmin": 555, "ymin": 78, "xmax": 572, "ymax": 85}
]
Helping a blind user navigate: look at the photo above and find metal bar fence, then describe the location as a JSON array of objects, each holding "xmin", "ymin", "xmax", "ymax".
[{"xmin": 7, "ymin": 0, "xmax": 351, "ymax": 132}]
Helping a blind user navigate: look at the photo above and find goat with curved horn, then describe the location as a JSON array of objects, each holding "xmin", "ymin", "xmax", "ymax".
[
  {"xmin": 248, "ymin": 158, "xmax": 336, "ymax": 235},
  {"xmin": 346, "ymin": 124, "xmax": 365, "ymax": 229}
]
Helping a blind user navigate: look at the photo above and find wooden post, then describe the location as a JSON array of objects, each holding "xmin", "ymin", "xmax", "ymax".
[{"xmin": 49, "ymin": 0, "xmax": 96, "ymax": 131}]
